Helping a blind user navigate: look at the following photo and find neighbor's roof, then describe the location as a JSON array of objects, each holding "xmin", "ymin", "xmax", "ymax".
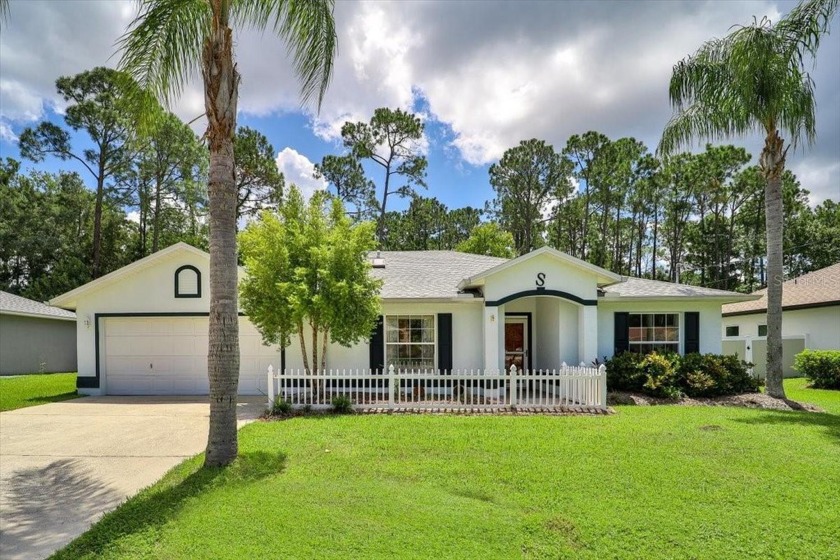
[
  {"xmin": 0, "ymin": 291, "xmax": 76, "ymax": 321},
  {"xmin": 372, "ymin": 251, "xmax": 507, "ymax": 300},
  {"xmin": 722, "ymin": 263, "xmax": 840, "ymax": 316},
  {"xmin": 602, "ymin": 277, "xmax": 759, "ymax": 302}
]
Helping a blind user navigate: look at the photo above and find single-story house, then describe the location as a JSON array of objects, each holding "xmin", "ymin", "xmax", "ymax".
[
  {"xmin": 1, "ymin": 290, "xmax": 77, "ymax": 375},
  {"xmin": 722, "ymin": 263, "xmax": 840, "ymax": 377},
  {"xmin": 50, "ymin": 242, "xmax": 756, "ymax": 396}
]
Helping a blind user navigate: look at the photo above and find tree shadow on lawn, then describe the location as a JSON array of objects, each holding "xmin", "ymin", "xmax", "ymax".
[
  {"xmin": 733, "ymin": 409, "xmax": 840, "ymax": 445},
  {"xmin": 25, "ymin": 391, "xmax": 80, "ymax": 406},
  {"xmin": 52, "ymin": 451, "xmax": 286, "ymax": 559}
]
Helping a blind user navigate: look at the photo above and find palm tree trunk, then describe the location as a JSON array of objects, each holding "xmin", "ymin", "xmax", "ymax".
[
  {"xmin": 760, "ymin": 130, "xmax": 786, "ymax": 399},
  {"xmin": 203, "ymin": 4, "xmax": 241, "ymax": 467}
]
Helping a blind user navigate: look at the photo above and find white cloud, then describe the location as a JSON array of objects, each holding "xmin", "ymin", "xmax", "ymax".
[
  {"xmin": 274, "ymin": 147, "xmax": 327, "ymax": 200},
  {"xmin": 790, "ymin": 159, "xmax": 840, "ymax": 206},
  {"xmin": 0, "ymin": 122, "xmax": 18, "ymax": 143},
  {"xmin": 0, "ymin": 0, "xmax": 836, "ymax": 204},
  {"xmin": 126, "ymin": 210, "xmax": 140, "ymax": 224}
]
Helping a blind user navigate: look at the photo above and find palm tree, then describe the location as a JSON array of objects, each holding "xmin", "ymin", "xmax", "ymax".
[
  {"xmin": 118, "ymin": 0, "xmax": 336, "ymax": 466},
  {"xmin": 658, "ymin": 0, "xmax": 837, "ymax": 399}
]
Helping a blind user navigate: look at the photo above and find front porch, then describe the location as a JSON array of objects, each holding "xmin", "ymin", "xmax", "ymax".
[{"xmin": 483, "ymin": 294, "xmax": 599, "ymax": 372}]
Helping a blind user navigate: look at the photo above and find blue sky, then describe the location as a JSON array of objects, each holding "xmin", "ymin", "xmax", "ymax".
[{"xmin": 1, "ymin": 0, "xmax": 838, "ymax": 211}]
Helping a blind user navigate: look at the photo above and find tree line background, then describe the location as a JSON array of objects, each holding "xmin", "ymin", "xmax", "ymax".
[{"xmin": 2, "ymin": 69, "xmax": 838, "ymax": 303}]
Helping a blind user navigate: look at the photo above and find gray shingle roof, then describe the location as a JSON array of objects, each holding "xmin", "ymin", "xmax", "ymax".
[
  {"xmin": 371, "ymin": 251, "xmax": 507, "ymax": 299},
  {"xmin": 602, "ymin": 277, "xmax": 754, "ymax": 299},
  {"xmin": 0, "ymin": 291, "xmax": 76, "ymax": 320},
  {"xmin": 722, "ymin": 262, "xmax": 840, "ymax": 315}
]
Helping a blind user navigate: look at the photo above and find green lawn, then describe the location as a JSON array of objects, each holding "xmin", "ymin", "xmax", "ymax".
[
  {"xmin": 0, "ymin": 372, "xmax": 78, "ymax": 411},
  {"xmin": 55, "ymin": 379, "xmax": 839, "ymax": 560},
  {"xmin": 779, "ymin": 377, "xmax": 840, "ymax": 414}
]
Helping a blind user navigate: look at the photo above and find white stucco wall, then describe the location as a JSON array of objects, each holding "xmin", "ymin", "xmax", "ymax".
[
  {"xmin": 722, "ymin": 306, "xmax": 840, "ymax": 350},
  {"xmin": 74, "ymin": 250, "xmax": 215, "ymax": 387},
  {"xmin": 72, "ymin": 247, "xmax": 487, "ymax": 394},
  {"xmin": 282, "ymin": 301, "xmax": 484, "ymax": 372},
  {"xmin": 597, "ymin": 300, "xmax": 724, "ymax": 360},
  {"xmin": 482, "ymin": 253, "xmax": 599, "ymax": 302}
]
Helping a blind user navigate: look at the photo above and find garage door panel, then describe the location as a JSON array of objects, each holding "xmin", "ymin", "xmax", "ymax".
[{"xmin": 104, "ymin": 316, "xmax": 280, "ymax": 395}]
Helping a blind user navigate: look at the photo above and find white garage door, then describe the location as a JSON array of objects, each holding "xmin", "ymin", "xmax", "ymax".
[{"xmin": 102, "ymin": 317, "xmax": 280, "ymax": 395}]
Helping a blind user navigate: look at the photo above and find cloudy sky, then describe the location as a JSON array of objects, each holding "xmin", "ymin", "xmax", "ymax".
[{"xmin": 1, "ymin": 0, "xmax": 838, "ymax": 208}]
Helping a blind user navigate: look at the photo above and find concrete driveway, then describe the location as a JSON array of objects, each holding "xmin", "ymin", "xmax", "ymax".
[{"xmin": 0, "ymin": 396, "xmax": 265, "ymax": 560}]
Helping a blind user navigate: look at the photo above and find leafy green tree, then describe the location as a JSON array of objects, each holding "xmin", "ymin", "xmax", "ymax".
[
  {"xmin": 235, "ymin": 126, "xmax": 285, "ymax": 221},
  {"xmin": 801, "ymin": 200, "xmax": 840, "ymax": 269},
  {"xmin": 19, "ymin": 67, "xmax": 139, "ymax": 279},
  {"xmin": 562, "ymin": 131, "xmax": 611, "ymax": 260},
  {"xmin": 0, "ymin": 164, "xmax": 133, "ymax": 299},
  {"xmin": 314, "ymin": 154, "xmax": 376, "ymax": 220},
  {"xmin": 659, "ymin": 0, "xmax": 837, "ymax": 397},
  {"xmin": 489, "ymin": 138, "xmax": 573, "ymax": 255},
  {"xmin": 456, "ymin": 222, "xmax": 515, "ymax": 259},
  {"xmin": 129, "ymin": 110, "xmax": 208, "ymax": 255},
  {"xmin": 339, "ymin": 108, "xmax": 428, "ymax": 244},
  {"xmin": 118, "ymin": 0, "xmax": 337, "ymax": 466},
  {"xmin": 239, "ymin": 186, "xmax": 382, "ymax": 378}
]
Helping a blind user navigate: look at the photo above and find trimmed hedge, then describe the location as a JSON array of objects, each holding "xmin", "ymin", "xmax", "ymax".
[
  {"xmin": 606, "ymin": 351, "xmax": 760, "ymax": 398},
  {"xmin": 794, "ymin": 349, "xmax": 840, "ymax": 389}
]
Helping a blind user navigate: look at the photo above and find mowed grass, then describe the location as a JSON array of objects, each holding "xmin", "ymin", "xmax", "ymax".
[
  {"xmin": 0, "ymin": 372, "xmax": 78, "ymax": 411},
  {"xmin": 780, "ymin": 377, "xmax": 840, "ymax": 414},
  {"xmin": 55, "ymin": 379, "xmax": 839, "ymax": 560}
]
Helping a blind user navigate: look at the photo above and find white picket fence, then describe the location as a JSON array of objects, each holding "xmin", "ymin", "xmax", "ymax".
[{"xmin": 267, "ymin": 363, "xmax": 607, "ymax": 411}]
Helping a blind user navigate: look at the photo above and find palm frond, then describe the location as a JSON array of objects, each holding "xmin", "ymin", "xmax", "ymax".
[
  {"xmin": 232, "ymin": 0, "xmax": 337, "ymax": 110},
  {"xmin": 0, "ymin": 0, "xmax": 9, "ymax": 31},
  {"xmin": 660, "ymin": 0, "xmax": 833, "ymax": 154},
  {"xmin": 775, "ymin": 0, "xmax": 838, "ymax": 61},
  {"xmin": 659, "ymin": 102, "xmax": 758, "ymax": 156},
  {"xmin": 116, "ymin": 0, "xmax": 211, "ymax": 108}
]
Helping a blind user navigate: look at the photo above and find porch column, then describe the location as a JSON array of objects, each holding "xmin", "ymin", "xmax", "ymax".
[
  {"xmin": 483, "ymin": 306, "xmax": 501, "ymax": 371},
  {"xmin": 578, "ymin": 305, "xmax": 598, "ymax": 365}
]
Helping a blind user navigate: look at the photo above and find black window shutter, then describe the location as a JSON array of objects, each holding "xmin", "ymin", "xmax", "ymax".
[
  {"xmin": 438, "ymin": 313, "xmax": 453, "ymax": 373},
  {"xmin": 369, "ymin": 315, "xmax": 384, "ymax": 373},
  {"xmin": 685, "ymin": 312, "xmax": 700, "ymax": 354},
  {"xmin": 614, "ymin": 312, "xmax": 630, "ymax": 355}
]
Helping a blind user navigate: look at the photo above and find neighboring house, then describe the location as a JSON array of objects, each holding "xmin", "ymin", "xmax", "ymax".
[
  {"xmin": 50, "ymin": 242, "xmax": 756, "ymax": 396},
  {"xmin": 722, "ymin": 263, "xmax": 840, "ymax": 377},
  {"xmin": 0, "ymin": 291, "xmax": 77, "ymax": 375}
]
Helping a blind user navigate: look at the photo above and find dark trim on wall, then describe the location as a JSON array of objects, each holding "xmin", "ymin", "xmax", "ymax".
[
  {"xmin": 722, "ymin": 300, "xmax": 840, "ymax": 317},
  {"xmin": 174, "ymin": 265, "xmax": 202, "ymax": 298},
  {"xmin": 84, "ymin": 311, "xmax": 246, "ymax": 391},
  {"xmin": 684, "ymin": 311, "xmax": 700, "ymax": 354},
  {"xmin": 505, "ymin": 312, "xmax": 533, "ymax": 371},
  {"xmin": 486, "ymin": 289, "xmax": 597, "ymax": 307}
]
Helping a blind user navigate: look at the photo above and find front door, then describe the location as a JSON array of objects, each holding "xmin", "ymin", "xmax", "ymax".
[{"xmin": 504, "ymin": 317, "xmax": 529, "ymax": 371}]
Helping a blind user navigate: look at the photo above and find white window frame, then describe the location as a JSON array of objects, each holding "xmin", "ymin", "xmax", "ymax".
[
  {"xmin": 757, "ymin": 324, "xmax": 767, "ymax": 337},
  {"xmin": 384, "ymin": 314, "xmax": 436, "ymax": 370},
  {"xmin": 725, "ymin": 325, "xmax": 740, "ymax": 338},
  {"xmin": 628, "ymin": 312, "xmax": 681, "ymax": 354}
]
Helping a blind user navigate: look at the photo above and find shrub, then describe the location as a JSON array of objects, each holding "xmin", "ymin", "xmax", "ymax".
[
  {"xmin": 678, "ymin": 353, "xmax": 759, "ymax": 397},
  {"xmin": 639, "ymin": 352, "xmax": 681, "ymax": 399},
  {"xmin": 794, "ymin": 350, "xmax": 840, "ymax": 389},
  {"xmin": 605, "ymin": 351, "xmax": 759, "ymax": 398},
  {"xmin": 331, "ymin": 394, "xmax": 354, "ymax": 414},
  {"xmin": 605, "ymin": 351, "xmax": 645, "ymax": 392},
  {"xmin": 272, "ymin": 397, "xmax": 293, "ymax": 416}
]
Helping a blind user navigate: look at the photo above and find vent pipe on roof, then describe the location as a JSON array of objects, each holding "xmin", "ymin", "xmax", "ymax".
[{"xmin": 372, "ymin": 251, "xmax": 385, "ymax": 268}]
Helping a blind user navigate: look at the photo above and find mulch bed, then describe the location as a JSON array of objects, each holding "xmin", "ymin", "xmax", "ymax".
[
  {"xmin": 608, "ymin": 391, "xmax": 824, "ymax": 412},
  {"xmin": 263, "ymin": 405, "xmax": 615, "ymax": 420}
]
